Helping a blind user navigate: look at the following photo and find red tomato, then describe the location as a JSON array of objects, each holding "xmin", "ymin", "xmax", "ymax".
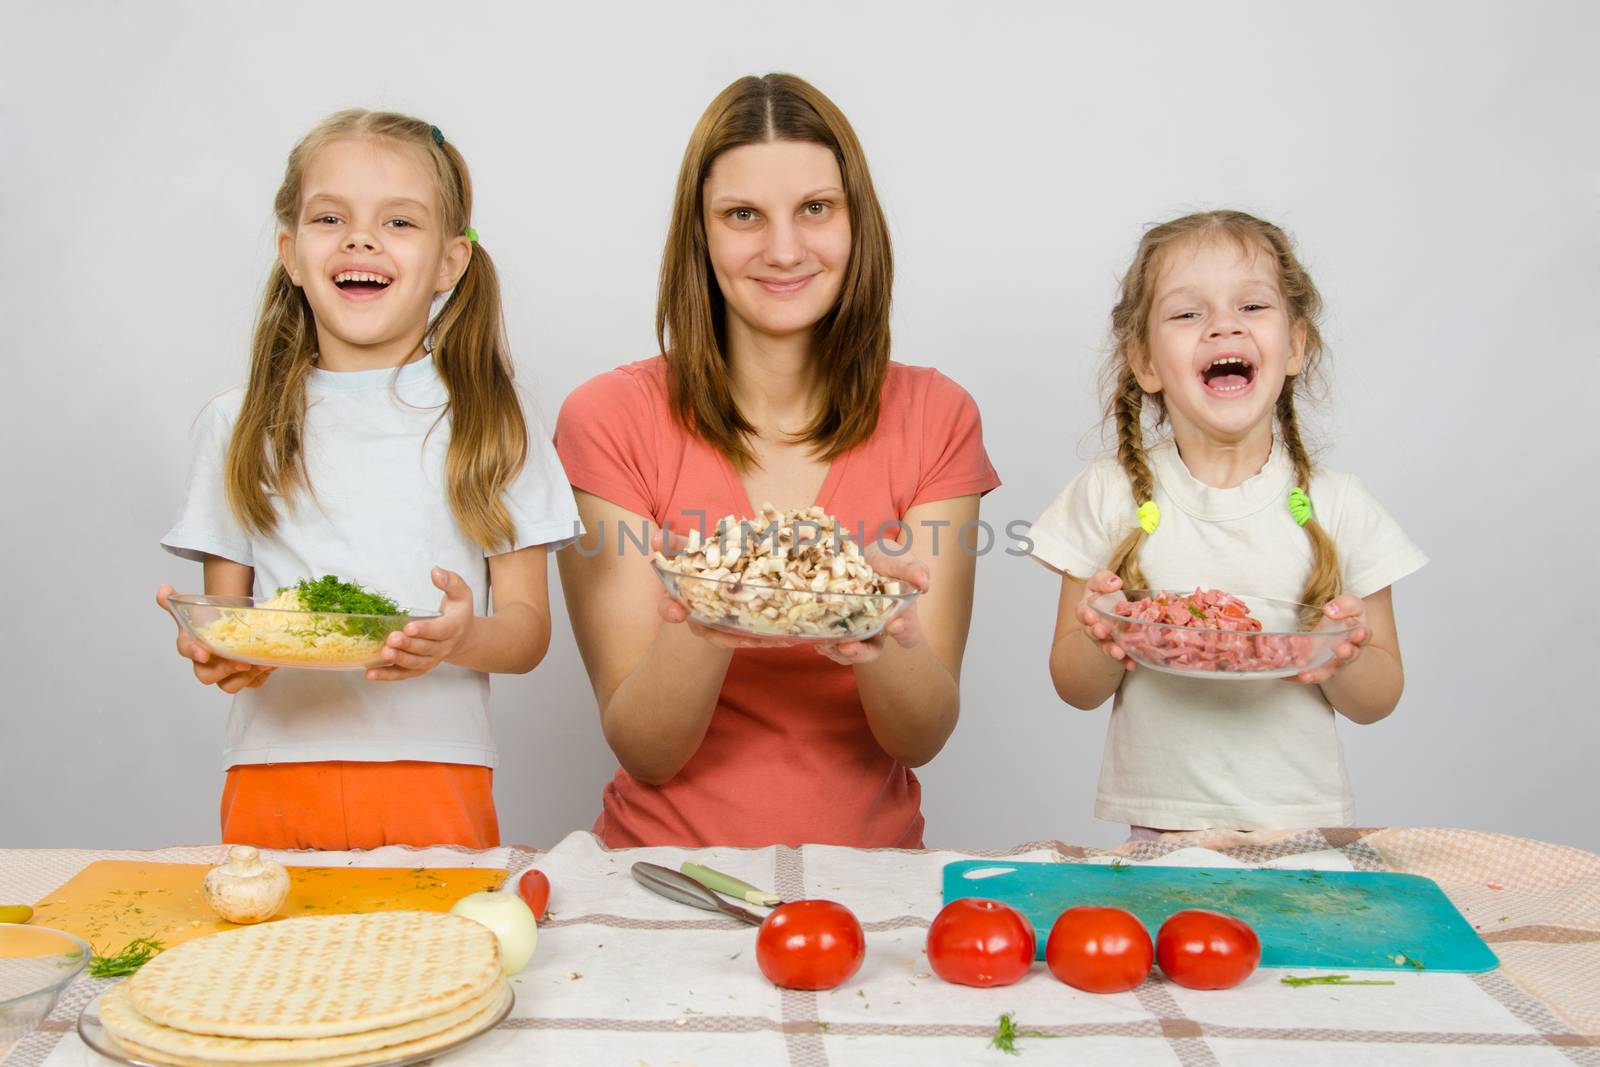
[
  {"xmin": 516, "ymin": 869, "xmax": 550, "ymax": 921},
  {"xmin": 1044, "ymin": 905, "xmax": 1153, "ymax": 993},
  {"xmin": 756, "ymin": 900, "xmax": 866, "ymax": 991},
  {"xmin": 1156, "ymin": 910, "xmax": 1260, "ymax": 990},
  {"xmin": 925, "ymin": 898, "xmax": 1036, "ymax": 987}
]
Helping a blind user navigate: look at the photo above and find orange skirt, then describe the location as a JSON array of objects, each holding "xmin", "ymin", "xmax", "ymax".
[{"xmin": 221, "ymin": 761, "xmax": 499, "ymax": 850}]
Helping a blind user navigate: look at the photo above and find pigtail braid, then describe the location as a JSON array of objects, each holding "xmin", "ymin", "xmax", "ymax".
[
  {"xmin": 1277, "ymin": 382, "xmax": 1342, "ymax": 616},
  {"xmin": 1105, "ymin": 366, "xmax": 1154, "ymax": 591}
]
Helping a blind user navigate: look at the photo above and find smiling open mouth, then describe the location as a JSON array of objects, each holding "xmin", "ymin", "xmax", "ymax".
[
  {"xmin": 333, "ymin": 271, "xmax": 393, "ymax": 293},
  {"xmin": 1201, "ymin": 357, "xmax": 1256, "ymax": 394}
]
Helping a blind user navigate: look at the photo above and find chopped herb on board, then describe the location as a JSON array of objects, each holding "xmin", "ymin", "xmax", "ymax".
[
  {"xmin": 1391, "ymin": 953, "xmax": 1426, "ymax": 970},
  {"xmin": 88, "ymin": 938, "xmax": 164, "ymax": 978},
  {"xmin": 989, "ymin": 1012, "xmax": 1056, "ymax": 1055},
  {"xmin": 1107, "ymin": 858, "xmax": 1130, "ymax": 874},
  {"xmin": 1281, "ymin": 974, "xmax": 1395, "ymax": 987}
]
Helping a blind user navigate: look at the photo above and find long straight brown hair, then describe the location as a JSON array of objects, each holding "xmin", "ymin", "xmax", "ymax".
[
  {"xmin": 225, "ymin": 109, "xmax": 527, "ymax": 552},
  {"xmin": 657, "ymin": 73, "xmax": 893, "ymax": 470},
  {"xmin": 1102, "ymin": 210, "xmax": 1342, "ymax": 613}
]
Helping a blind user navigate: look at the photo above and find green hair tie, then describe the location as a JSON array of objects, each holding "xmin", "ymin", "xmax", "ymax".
[
  {"xmin": 1137, "ymin": 500, "xmax": 1161, "ymax": 536},
  {"xmin": 1288, "ymin": 486, "xmax": 1314, "ymax": 526},
  {"xmin": 430, "ymin": 125, "xmax": 446, "ymax": 147},
  {"xmin": 464, "ymin": 226, "xmax": 479, "ymax": 244}
]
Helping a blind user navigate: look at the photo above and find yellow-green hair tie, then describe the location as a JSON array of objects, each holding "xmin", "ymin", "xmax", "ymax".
[
  {"xmin": 1288, "ymin": 486, "xmax": 1314, "ymax": 526},
  {"xmin": 463, "ymin": 226, "xmax": 479, "ymax": 244},
  {"xmin": 1137, "ymin": 500, "xmax": 1161, "ymax": 536}
]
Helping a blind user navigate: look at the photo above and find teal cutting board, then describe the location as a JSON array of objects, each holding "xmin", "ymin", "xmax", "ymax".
[{"xmin": 942, "ymin": 861, "xmax": 1498, "ymax": 972}]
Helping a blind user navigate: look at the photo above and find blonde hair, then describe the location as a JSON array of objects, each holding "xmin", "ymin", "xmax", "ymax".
[
  {"xmin": 657, "ymin": 73, "xmax": 893, "ymax": 470},
  {"xmin": 1102, "ymin": 210, "xmax": 1341, "ymax": 613},
  {"xmin": 226, "ymin": 109, "xmax": 526, "ymax": 552}
]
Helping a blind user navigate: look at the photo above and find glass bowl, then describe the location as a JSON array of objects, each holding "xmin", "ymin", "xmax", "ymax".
[
  {"xmin": 1089, "ymin": 589, "xmax": 1355, "ymax": 680},
  {"xmin": 652, "ymin": 560, "xmax": 919, "ymax": 644},
  {"xmin": 0, "ymin": 923, "xmax": 90, "ymax": 1051},
  {"xmin": 166, "ymin": 594, "xmax": 436, "ymax": 671}
]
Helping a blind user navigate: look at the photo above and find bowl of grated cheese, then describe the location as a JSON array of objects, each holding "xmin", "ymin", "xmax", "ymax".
[{"xmin": 167, "ymin": 576, "xmax": 433, "ymax": 671}]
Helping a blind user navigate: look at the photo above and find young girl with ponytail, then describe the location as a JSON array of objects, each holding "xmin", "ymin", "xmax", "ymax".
[
  {"xmin": 156, "ymin": 110, "xmax": 578, "ymax": 849},
  {"xmin": 1033, "ymin": 211, "xmax": 1426, "ymax": 835}
]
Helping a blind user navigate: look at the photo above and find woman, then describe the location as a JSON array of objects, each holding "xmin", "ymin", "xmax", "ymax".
[{"xmin": 555, "ymin": 73, "xmax": 999, "ymax": 848}]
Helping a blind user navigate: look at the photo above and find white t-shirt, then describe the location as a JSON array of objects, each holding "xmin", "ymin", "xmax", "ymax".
[
  {"xmin": 162, "ymin": 356, "xmax": 581, "ymax": 770},
  {"xmin": 1029, "ymin": 439, "xmax": 1427, "ymax": 831}
]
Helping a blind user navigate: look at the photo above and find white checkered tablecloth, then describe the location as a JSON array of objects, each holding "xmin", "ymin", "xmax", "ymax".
[{"xmin": 4, "ymin": 827, "xmax": 1597, "ymax": 1065}]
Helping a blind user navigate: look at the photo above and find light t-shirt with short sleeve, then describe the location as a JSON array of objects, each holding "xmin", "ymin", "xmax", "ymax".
[
  {"xmin": 556, "ymin": 356, "xmax": 1000, "ymax": 848},
  {"xmin": 1030, "ymin": 439, "xmax": 1427, "ymax": 831},
  {"xmin": 162, "ymin": 356, "xmax": 581, "ymax": 770}
]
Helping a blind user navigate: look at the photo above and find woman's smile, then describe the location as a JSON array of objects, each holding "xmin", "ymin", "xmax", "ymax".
[{"xmin": 753, "ymin": 273, "xmax": 817, "ymax": 295}]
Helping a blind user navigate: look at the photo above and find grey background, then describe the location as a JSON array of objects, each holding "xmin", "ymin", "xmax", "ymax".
[{"xmin": 3, "ymin": 1, "xmax": 1596, "ymax": 852}]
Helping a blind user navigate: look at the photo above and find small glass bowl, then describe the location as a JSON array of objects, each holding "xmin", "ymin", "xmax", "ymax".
[
  {"xmin": 652, "ymin": 561, "xmax": 919, "ymax": 644},
  {"xmin": 166, "ymin": 594, "xmax": 435, "ymax": 671},
  {"xmin": 1089, "ymin": 590, "xmax": 1355, "ymax": 680},
  {"xmin": 0, "ymin": 923, "xmax": 90, "ymax": 1052}
]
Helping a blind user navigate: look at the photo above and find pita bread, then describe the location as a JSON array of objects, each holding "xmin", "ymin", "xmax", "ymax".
[
  {"xmin": 125, "ymin": 912, "xmax": 500, "ymax": 1039},
  {"xmin": 104, "ymin": 981, "xmax": 511, "ymax": 1067},
  {"xmin": 100, "ymin": 978, "xmax": 507, "ymax": 1062}
]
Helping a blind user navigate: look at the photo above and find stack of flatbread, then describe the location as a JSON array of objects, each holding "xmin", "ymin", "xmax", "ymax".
[{"xmin": 97, "ymin": 912, "xmax": 509, "ymax": 1066}]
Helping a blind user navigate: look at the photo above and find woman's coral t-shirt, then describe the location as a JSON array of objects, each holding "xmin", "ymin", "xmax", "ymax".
[{"xmin": 555, "ymin": 357, "xmax": 1000, "ymax": 848}]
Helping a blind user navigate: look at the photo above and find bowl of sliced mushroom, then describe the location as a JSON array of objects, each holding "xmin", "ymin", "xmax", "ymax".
[{"xmin": 651, "ymin": 504, "xmax": 919, "ymax": 642}]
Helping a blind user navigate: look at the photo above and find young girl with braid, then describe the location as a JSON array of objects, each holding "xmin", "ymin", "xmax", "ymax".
[{"xmin": 1032, "ymin": 211, "xmax": 1426, "ymax": 834}]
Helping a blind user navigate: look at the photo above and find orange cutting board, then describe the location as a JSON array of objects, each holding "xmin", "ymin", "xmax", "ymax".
[{"xmin": 28, "ymin": 862, "xmax": 507, "ymax": 953}]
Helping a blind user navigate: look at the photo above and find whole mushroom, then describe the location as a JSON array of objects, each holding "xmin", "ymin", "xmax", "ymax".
[{"xmin": 202, "ymin": 845, "xmax": 290, "ymax": 924}]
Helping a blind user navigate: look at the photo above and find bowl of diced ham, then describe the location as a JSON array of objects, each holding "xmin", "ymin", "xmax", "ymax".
[{"xmin": 1088, "ymin": 588, "xmax": 1354, "ymax": 680}]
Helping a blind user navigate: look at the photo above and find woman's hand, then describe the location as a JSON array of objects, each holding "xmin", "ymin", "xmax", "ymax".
[
  {"xmin": 1293, "ymin": 594, "xmax": 1371, "ymax": 685},
  {"xmin": 813, "ymin": 543, "xmax": 930, "ymax": 666},
  {"xmin": 366, "ymin": 567, "xmax": 475, "ymax": 681},
  {"xmin": 652, "ymin": 530, "xmax": 798, "ymax": 650},
  {"xmin": 155, "ymin": 584, "xmax": 274, "ymax": 693},
  {"xmin": 1073, "ymin": 570, "xmax": 1137, "ymax": 672}
]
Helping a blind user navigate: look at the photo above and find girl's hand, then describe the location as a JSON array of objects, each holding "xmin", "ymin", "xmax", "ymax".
[
  {"xmin": 1293, "ymin": 594, "xmax": 1370, "ymax": 685},
  {"xmin": 1074, "ymin": 570, "xmax": 1137, "ymax": 672},
  {"xmin": 155, "ymin": 584, "xmax": 274, "ymax": 693},
  {"xmin": 652, "ymin": 530, "xmax": 797, "ymax": 651},
  {"xmin": 367, "ymin": 567, "xmax": 474, "ymax": 681},
  {"xmin": 813, "ymin": 543, "xmax": 930, "ymax": 666}
]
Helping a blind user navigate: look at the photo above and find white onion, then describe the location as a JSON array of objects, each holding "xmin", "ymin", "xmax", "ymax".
[{"xmin": 449, "ymin": 891, "xmax": 538, "ymax": 975}]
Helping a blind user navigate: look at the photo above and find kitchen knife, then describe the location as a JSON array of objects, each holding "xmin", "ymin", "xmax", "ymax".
[{"xmin": 630, "ymin": 862, "xmax": 765, "ymax": 927}]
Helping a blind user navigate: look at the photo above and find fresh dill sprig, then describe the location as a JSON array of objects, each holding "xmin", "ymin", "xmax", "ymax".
[
  {"xmin": 283, "ymin": 576, "xmax": 407, "ymax": 639},
  {"xmin": 87, "ymin": 937, "xmax": 164, "ymax": 978},
  {"xmin": 289, "ymin": 575, "xmax": 404, "ymax": 616},
  {"xmin": 989, "ymin": 1013, "xmax": 1055, "ymax": 1055},
  {"xmin": 990, "ymin": 1013, "xmax": 1021, "ymax": 1055}
]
